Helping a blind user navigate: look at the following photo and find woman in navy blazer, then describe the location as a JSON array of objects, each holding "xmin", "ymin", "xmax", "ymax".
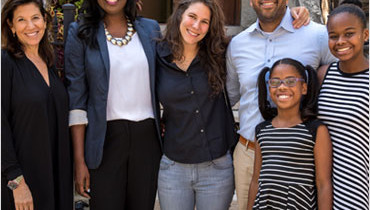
[{"xmin": 64, "ymin": 0, "xmax": 162, "ymax": 209}]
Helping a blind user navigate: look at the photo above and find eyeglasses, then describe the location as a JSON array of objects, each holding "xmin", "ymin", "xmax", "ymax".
[{"xmin": 267, "ymin": 77, "xmax": 305, "ymax": 88}]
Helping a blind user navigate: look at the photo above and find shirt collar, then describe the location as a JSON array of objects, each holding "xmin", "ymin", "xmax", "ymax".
[
  {"xmin": 246, "ymin": 7, "xmax": 295, "ymax": 34},
  {"xmin": 157, "ymin": 41, "xmax": 173, "ymax": 58},
  {"xmin": 157, "ymin": 41, "xmax": 201, "ymax": 65}
]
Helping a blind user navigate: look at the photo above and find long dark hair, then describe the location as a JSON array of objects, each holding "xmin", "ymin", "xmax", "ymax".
[
  {"xmin": 257, "ymin": 58, "xmax": 319, "ymax": 121},
  {"xmin": 161, "ymin": 0, "xmax": 229, "ymax": 96},
  {"xmin": 1, "ymin": 0, "xmax": 54, "ymax": 67},
  {"xmin": 77, "ymin": 0, "xmax": 138, "ymax": 48}
]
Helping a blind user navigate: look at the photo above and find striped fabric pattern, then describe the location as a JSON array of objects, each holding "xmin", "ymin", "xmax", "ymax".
[
  {"xmin": 318, "ymin": 62, "xmax": 369, "ymax": 210},
  {"xmin": 253, "ymin": 121, "xmax": 319, "ymax": 210}
]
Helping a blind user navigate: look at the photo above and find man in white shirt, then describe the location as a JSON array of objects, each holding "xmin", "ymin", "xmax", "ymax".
[{"xmin": 226, "ymin": 1, "xmax": 336, "ymax": 209}]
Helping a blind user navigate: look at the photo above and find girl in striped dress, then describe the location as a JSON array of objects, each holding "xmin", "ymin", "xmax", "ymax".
[
  {"xmin": 248, "ymin": 58, "xmax": 333, "ymax": 210},
  {"xmin": 317, "ymin": 4, "xmax": 369, "ymax": 210}
]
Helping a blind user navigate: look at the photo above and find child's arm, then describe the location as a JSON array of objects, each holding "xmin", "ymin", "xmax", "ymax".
[
  {"xmin": 314, "ymin": 125, "xmax": 333, "ymax": 210},
  {"xmin": 247, "ymin": 141, "xmax": 262, "ymax": 210},
  {"xmin": 317, "ymin": 64, "xmax": 329, "ymax": 86}
]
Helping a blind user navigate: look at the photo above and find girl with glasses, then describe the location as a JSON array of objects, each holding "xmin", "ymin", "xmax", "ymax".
[{"xmin": 247, "ymin": 58, "xmax": 333, "ymax": 209}]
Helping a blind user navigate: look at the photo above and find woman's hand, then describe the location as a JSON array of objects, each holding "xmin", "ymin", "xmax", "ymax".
[
  {"xmin": 75, "ymin": 161, "xmax": 91, "ymax": 199},
  {"xmin": 291, "ymin": 6, "xmax": 310, "ymax": 29},
  {"xmin": 70, "ymin": 124, "xmax": 90, "ymax": 198},
  {"xmin": 13, "ymin": 178, "xmax": 33, "ymax": 210}
]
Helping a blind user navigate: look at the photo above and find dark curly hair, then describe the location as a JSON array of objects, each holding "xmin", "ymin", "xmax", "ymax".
[
  {"xmin": 257, "ymin": 58, "xmax": 319, "ymax": 121},
  {"xmin": 77, "ymin": 0, "xmax": 138, "ymax": 48},
  {"xmin": 1, "ymin": 0, "xmax": 54, "ymax": 67},
  {"xmin": 161, "ymin": 0, "xmax": 229, "ymax": 96}
]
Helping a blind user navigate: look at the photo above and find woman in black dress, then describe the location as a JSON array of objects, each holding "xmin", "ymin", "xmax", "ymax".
[{"xmin": 1, "ymin": 0, "xmax": 73, "ymax": 210}]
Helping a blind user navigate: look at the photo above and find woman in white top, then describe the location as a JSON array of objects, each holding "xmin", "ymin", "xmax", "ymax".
[{"xmin": 64, "ymin": 0, "xmax": 162, "ymax": 209}]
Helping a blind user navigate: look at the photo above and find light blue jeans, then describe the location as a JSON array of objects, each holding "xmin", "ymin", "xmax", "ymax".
[{"xmin": 158, "ymin": 152, "xmax": 235, "ymax": 210}]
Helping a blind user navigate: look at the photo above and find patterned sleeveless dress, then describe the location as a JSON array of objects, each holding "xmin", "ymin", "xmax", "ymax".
[
  {"xmin": 253, "ymin": 120, "xmax": 322, "ymax": 209},
  {"xmin": 318, "ymin": 62, "xmax": 369, "ymax": 210}
]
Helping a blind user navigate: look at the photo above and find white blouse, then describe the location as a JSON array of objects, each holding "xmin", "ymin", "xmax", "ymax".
[{"xmin": 106, "ymin": 33, "xmax": 154, "ymax": 121}]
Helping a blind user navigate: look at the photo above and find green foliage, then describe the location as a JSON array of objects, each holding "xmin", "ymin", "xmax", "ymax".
[
  {"xmin": 47, "ymin": 0, "xmax": 84, "ymax": 73},
  {"xmin": 47, "ymin": 0, "xmax": 84, "ymax": 41}
]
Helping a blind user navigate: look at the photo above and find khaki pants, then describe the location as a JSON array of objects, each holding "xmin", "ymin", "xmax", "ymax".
[{"xmin": 233, "ymin": 141, "xmax": 255, "ymax": 210}]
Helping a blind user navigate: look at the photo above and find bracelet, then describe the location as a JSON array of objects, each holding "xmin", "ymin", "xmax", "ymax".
[{"xmin": 14, "ymin": 175, "xmax": 24, "ymax": 183}]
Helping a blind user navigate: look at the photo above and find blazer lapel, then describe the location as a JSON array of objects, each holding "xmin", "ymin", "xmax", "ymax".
[{"xmin": 97, "ymin": 22, "xmax": 110, "ymax": 79}]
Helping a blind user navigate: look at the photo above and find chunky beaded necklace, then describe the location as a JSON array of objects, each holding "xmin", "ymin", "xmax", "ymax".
[{"xmin": 104, "ymin": 17, "xmax": 134, "ymax": 47}]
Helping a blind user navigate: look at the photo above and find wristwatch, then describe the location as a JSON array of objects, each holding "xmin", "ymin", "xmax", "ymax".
[{"xmin": 7, "ymin": 175, "xmax": 23, "ymax": 190}]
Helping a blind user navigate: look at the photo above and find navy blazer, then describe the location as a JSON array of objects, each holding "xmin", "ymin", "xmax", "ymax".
[{"xmin": 65, "ymin": 17, "xmax": 162, "ymax": 169}]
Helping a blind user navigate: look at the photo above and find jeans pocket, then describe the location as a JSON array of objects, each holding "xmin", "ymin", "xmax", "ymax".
[
  {"xmin": 212, "ymin": 153, "xmax": 233, "ymax": 170},
  {"xmin": 159, "ymin": 155, "xmax": 175, "ymax": 170}
]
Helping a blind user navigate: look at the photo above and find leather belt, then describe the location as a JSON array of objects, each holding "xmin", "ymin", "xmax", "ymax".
[{"xmin": 239, "ymin": 136, "xmax": 255, "ymax": 151}]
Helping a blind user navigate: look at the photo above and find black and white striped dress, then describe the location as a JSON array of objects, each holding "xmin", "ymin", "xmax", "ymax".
[
  {"xmin": 318, "ymin": 62, "xmax": 369, "ymax": 210},
  {"xmin": 253, "ymin": 120, "xmax": 322, "ymax": 210}
]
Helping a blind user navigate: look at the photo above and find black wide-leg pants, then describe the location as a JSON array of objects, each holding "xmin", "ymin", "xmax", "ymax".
[{"xmin": 89, "ymin": 119, "xmax": 162, "ymax": 210}]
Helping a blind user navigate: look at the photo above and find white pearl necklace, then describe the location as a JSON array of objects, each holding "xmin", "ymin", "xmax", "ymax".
[{"xmin": 104, "ymin": 17, "xmax": 134, "ymax": 47}]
